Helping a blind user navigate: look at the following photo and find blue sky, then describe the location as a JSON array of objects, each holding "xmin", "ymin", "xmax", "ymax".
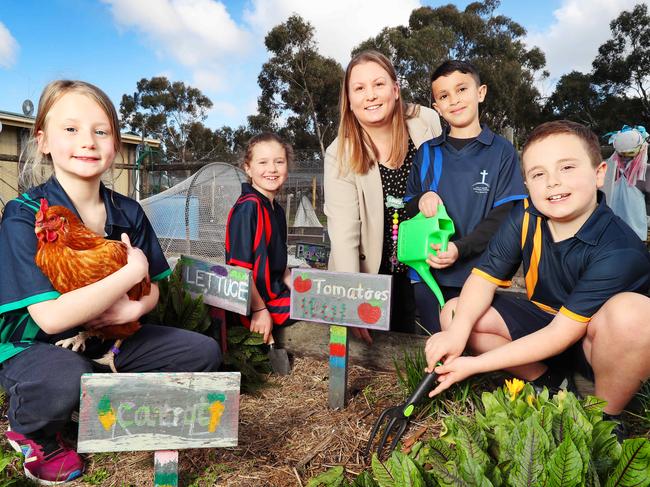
[{"xmin": 0, "ymin": 0, "xmax": 643, "ymax": 130}]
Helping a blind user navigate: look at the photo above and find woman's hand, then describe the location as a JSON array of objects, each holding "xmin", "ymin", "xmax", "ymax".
[
  {"xmin": 426, "ymin": 242, "xmax": 459, "ymax": 269},
  {"xmin": 122, "ymin": 233, "xmax": 149, "ymax": 282},
  {"xmin": 428, "ymin": 356, "xmax": 477, "ymax": 397},
  {"xmin": 250, "ymin": 308, "xmax": 274, "ymax": 343},
  {"xmin": 418, "ymin": 191, "xmax": 443, "ymax": 217},
  {"xmin": 86, "ymin": 294, "xmax": 142, "ymax": 329}
]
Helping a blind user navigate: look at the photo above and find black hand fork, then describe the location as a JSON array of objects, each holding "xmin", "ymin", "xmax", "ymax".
[{"xmin": 364, "ymin": 369, "xmax": 440, "ymax": 458}]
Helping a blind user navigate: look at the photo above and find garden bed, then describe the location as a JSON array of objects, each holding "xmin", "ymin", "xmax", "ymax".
[
  {"xmin": 0, "ymin": 354, "xmax": 647, "ymax": 485},
  {"xmin": 0, "ymin": 356, "xmax": 477, "ymax": 486}
]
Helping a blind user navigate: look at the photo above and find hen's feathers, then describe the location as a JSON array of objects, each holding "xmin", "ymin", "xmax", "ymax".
[{"xmin": 34, "ymin": 203, "xmax": 150, "ymax": 342}]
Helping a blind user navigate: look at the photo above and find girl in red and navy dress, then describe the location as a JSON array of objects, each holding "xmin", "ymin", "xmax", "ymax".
[{"xmin": 226, "ymin": 133, "xmax": 293, "ymax": 343}]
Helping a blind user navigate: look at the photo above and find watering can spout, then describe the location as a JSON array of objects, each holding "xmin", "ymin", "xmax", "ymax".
[{"xmin": 397, "ymin": 205, "xmax": 455, "ymax": 309}]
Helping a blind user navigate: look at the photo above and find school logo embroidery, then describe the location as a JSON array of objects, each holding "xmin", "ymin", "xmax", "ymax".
[{"xmin": 472, "ymin": 170, "xmax": 490, "ymax": 194}]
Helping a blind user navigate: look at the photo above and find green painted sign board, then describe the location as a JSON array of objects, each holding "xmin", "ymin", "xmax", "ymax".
[
  {"xmin": 77, "ymin": 372, "xmax": 241, "ymax": 453},
  {"xmin": 180, "ymin": 255, "xmax": 252, "ymax": 315},
  {"xmin": 289, "ymin": 269, "xmax": 392, "ymax": 331}
]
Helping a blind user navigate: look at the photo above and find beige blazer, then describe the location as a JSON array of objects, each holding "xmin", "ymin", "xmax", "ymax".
[{"xmin": 324, "ymin": 105, "xmax": 442, "ymax": 273}]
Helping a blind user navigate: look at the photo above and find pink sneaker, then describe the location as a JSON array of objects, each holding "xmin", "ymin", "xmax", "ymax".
[{"xmin": 6, "ymin": 429, "xmax": 84, "ymax": 485}]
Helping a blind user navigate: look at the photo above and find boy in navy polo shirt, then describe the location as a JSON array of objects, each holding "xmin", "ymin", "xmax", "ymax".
[
  {"xmin": 425, "ymin": 120, "xmax": 650, "ymax": 432},
  {"xmin": 405, "ymin": 60, "xmax": 526, "ymax": 332}
]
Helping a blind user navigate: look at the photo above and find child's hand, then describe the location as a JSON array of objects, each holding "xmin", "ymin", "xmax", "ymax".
[
  {"xmin": 86, "ymin": 294, "xmax": 142, "ymax": 329},
  {"xmin": 122, "ymin": 233, "xmax": 149, "ymax": 282},
  {"xmin": 426, "ymin": 242, "xmax": 459, "ymax": 269},
  {"xmin": 424, "ymin": 329, "xmax": 466, "ymax": 372},
  {"xmin": 250, "ymin": 308, "xmax": 274, "ymax": 343},
  {"xmin": 351, "ymin": 327, "xmax": 373, "ymax": 345},
  {"xmin": 418, "ymin": 191, "xmax": 443, "ymax": 217},
  {"xmin": 428, "ymin": 356, "xmax": 477, "ymax": 397}
]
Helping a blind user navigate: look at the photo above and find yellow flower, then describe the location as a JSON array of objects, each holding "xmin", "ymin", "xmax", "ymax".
[
  {"xmin": 505, "ymin": 378, "xmax": 525, "ymax": 401},
  {"xmin": 526, "ymin": 394, "xmax": 535, "ymax": 407}
]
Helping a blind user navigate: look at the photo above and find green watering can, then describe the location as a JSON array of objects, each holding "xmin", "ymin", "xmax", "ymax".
[{"xmin": 397, "ymin": 205, "xmax": 455, "ymax": 308}]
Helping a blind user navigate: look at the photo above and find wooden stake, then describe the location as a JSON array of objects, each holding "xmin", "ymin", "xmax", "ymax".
[
  {"xmin": 154, "ymin": 450, "xmax": 178, "ymax": 487},
  {"xmin": 328, "ymin": 325, "xmax": 349, "ymax": 409}
]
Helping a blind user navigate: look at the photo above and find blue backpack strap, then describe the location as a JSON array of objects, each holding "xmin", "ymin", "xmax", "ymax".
[
  {"xmin": 14, "ymin": 193, "xmax": 40, "ymax": 213},
  {"xmin": 431, "ymin": 146, "xmax": 442, "ymax": 193},
  {"xmin": 420, "ymin": 146, "xmax": 442, "ymax": 193}
]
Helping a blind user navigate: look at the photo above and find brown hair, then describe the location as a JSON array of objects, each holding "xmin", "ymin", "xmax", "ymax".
[
  {"xmin": 522, "ymin": 120, "xmax": 602, "ymax": 168},
  {"xmin": 241, "ymin": 132, "xmax": 294, "ymax": 175},
  {"xmin": 20, "ymin": 80, "xmax": 121, "ymax": 188},
  {"xmin": 336, "ymin": 50, "xmax": 416, "ymax": 175}
]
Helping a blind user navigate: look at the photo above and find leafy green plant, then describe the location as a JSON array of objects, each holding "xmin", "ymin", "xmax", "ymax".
[
  {"xmin": 0, "ymin": 446, "xmax": 27, "ymax": 486},
  {"xmin": 82, "ymin": 467, "xmax": 110, "ymax": 485},
  {"xmin": 311, "ymin": 383, "xmax": 650, "ymax": 486},
  {"xmin": 222, "ymin": 325, "xmax": 271, "ymax": 394},
  {"xmin": 146, "ymin": 262, "xmax": 211, "ymax": 333}
]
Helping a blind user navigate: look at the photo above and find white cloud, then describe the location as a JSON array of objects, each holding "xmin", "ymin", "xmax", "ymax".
[
  {"xmin": 193, "ymin": 69, "xmax": 225, "ymax": 92},
  {"xmin": 0, "ymin": 21, "xmax": 19, "ymax": 69},
  {"xmin": 244, "ymin": 0, "xmax": 421, "ymax": 63},
  {"xmin": 526, "ymin": 0, "xmax": 642, "ymax": 94},
  {"xmin": 103, "ymin": 0, "xmax": 253, "ymax": 98},
  {"xmin": 211, "ymin": 100, "xmax": 238, "ymax": 118}
]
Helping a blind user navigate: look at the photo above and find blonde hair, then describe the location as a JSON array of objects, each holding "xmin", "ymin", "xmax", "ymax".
[
  {"xmin": 336, "ymin": 50, "xmax": 417, "ymax": 175},
  {"xmin": 20, "ymin": 80, "xmax": 121, "ymax": 189}
]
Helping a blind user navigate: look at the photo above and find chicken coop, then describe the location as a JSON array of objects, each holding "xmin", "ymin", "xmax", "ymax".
[{"xmin": 140, "ymin": 162, "xmax": 248, "ymax": 262}]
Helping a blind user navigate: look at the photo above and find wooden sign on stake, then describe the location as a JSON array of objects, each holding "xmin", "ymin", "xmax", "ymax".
[
  {"xmin": 289, "ymin": 269, "xmax": 393, "ymax": 409},
  {"xmin": 78, "ymin": 372, "xmax": 241, "ymax": 485},
  {"xmin": 180, "ymin": 255, "xmax": 252, "ymax": 315},
  {"xmin": 289, "ymin": 269, "xmax": 392, "ymax": 330}
]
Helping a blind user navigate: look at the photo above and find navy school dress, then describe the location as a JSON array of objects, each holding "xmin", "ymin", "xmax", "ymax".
[{"xmin": 225, "ymin": 183, "xmax": 291, "ymax": 325}]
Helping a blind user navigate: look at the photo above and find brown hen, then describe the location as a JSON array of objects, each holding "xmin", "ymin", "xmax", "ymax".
[{"xmin": 34, "ymin": 198, "xmax": 151, "ymax": 372}]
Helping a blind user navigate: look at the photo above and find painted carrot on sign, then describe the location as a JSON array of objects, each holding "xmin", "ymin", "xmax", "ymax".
[
  {"xmin": 207, "ymin": 393, "xmax": 226, "ymax": 432},
  {"xmin": 97, "ymin": 394, "xmax": 116, "ymax": 431}
]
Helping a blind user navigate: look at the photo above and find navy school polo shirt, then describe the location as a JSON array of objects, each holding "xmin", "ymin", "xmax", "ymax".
[
  {"xmin": 474, "ymin": 194, "xmax": 650, "ymax": 322},
  {"xmin": 0, "ymin": 176, "xmax": 171, "ymax": 364},
  {"xmin": 405, "ymin": 125, "xmax": 527, "ymax": 287}
]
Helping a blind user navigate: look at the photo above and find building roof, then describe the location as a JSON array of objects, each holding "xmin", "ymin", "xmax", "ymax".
[{"xmin": 0, "ymin": 109, "xmax": 161, "ymax": 147}]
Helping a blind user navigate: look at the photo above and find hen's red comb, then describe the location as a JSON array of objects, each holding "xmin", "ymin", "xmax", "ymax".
[{"xmin": 35, "ymin": 198, "xmax": 49, "ymax": 223}]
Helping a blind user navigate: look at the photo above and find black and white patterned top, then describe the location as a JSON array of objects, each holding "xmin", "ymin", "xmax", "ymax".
[{"xmin": 378, "ymin": 138, "xmax": 417, "ymax": 275}]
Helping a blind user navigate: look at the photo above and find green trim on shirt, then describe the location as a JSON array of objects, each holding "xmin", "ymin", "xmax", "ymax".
[
  {"xmin": 0, "ymin": 291, "xmax": 61, "ymax": 315},
  {"xmin": 152, "ymin": 268, "xmax": 172, "ymax": 282}
]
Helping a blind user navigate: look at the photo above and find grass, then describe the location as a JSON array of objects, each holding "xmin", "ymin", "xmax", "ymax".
[
  {"xmin": 187, "ymin": 463, "xmax": 234, "ymax": 487},
  {"xmin": 634, "ymin": 380, "xmax": 650, "ymax": 427},
  {"xmin": 393, "ymin": 347, "xmax": 487, "ymax": 419}
]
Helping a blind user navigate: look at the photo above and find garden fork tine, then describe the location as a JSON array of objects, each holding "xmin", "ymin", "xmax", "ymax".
[
  {"xmin": 363, "ymin": 405, "xmax": 400, "ymax": 457},
  {"xmin": 364, "ymin": 369, "xmax": 440, "ymax": 458}
]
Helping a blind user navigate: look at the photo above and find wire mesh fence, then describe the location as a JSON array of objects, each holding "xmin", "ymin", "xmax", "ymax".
[{"xmin": 139, "ymin": 158, "xmax": 328, "ymax": 262}]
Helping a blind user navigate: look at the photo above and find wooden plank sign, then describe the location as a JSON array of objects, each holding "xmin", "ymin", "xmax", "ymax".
[
  {"xmin": 289, "ymin": 269, "xmax": 392, "ymax": 331},
  {"xmin": 180, "ymin": 255, "xmax": 252, "ymax": 315},
  {"xmin": 77, "ymin": 372, "xmax": 240, "ymax": 453},
  {"xmin": 295, "ymin": 242, "xmax": 330, "ymax": 269}
]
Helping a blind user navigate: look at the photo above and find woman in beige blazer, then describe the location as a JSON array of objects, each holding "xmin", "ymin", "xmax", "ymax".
[{"xmin": 324, "ymin": 50, "xmax": 442, "ymax": 339}]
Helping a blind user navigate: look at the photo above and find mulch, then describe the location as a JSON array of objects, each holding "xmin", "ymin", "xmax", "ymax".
[
  {"xmin": 1, "ymin": 355, "xmax": 646, "ymax": 486},
  {"xmin": 0, "ymin": 357, "xmax": 445, "ymax": 486}
]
